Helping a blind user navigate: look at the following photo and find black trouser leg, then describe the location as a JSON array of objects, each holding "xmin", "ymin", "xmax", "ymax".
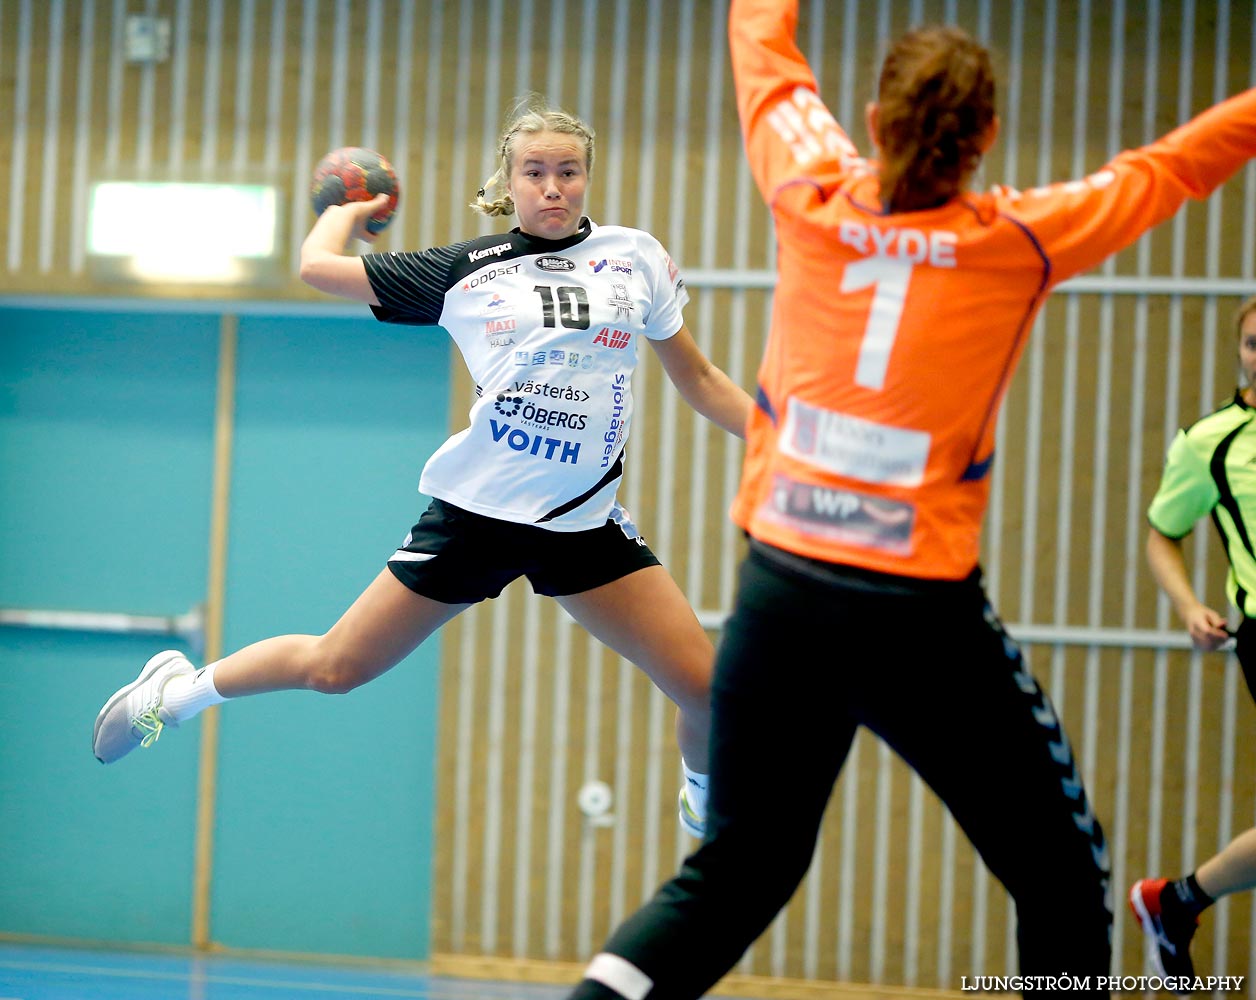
[
  {"xmin": 863, "ymin": 592, "xmax": 1112, "ymax": 991},
  {"xmin": 1233, "ymin": 615, "xmax": 1256, "ymax": 703},
  {"xmin": 569, "ymin": 552, "xmax": 858, "ymax": 1000}
]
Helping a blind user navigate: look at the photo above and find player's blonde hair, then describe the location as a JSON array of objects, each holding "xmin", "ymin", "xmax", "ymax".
[
  {"xmin": 470, "ymin": 96, "xmax": 596, "ymax": 217},
  {"xmin": 875, "ymin": 25, "xmax": 996, "ymax": 213},
  {"xmin": 1236, "ymin": 296, "xmax": 1256, "ymax": 337}
]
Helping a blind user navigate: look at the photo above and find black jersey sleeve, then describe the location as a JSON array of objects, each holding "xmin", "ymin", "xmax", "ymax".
[{"xmin": 362, "ymin": 241, "xmax": 473, "ymax": 326}]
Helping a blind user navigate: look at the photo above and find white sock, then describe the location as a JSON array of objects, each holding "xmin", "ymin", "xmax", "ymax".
[
  {"xmin": 682, "ymin": 760, "xmax": 709, "ymax": 819},
  {"xmin": 162, "ymin": 660, "xmax": 227, "ymax": 722}
]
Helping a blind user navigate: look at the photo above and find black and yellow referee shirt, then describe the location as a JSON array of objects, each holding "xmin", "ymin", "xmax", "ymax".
[{"xmin": 1149, "ymin": 390, "xmax": 1256, "ymax": 617}]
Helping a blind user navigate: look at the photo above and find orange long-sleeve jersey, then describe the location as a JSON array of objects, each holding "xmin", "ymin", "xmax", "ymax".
[{"xmin": 729, "ymin": 0, "xmax": 1256, "ymax": 580}]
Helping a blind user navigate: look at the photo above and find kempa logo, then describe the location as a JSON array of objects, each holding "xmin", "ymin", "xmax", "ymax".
[
  {"xmin": 469, "ymin": 241, "xmax": 513, "ymax": 262},
  {"xmin": 536, "ymin": 256, "xmax": 575, "ymax": 271}
]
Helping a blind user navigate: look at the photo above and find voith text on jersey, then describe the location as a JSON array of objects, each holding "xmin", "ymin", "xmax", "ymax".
[{"xmin": 838, "ymin": 222, "xmax": 957, "ymax": 267}]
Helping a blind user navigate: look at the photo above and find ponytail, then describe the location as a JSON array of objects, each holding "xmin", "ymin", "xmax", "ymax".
[{"xmin": 875, "ymin": 26, "xmax": 995, "ymax": 213}]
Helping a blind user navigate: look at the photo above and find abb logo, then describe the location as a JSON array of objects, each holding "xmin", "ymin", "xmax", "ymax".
[{"xmin": 593, "ymin": 327, "xmax": 631, "ymax": 349}]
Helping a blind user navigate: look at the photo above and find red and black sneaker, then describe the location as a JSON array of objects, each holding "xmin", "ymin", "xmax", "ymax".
[{"xmin": 1129, "ymin": 878, "xmax": 1199, "ymax": 990}]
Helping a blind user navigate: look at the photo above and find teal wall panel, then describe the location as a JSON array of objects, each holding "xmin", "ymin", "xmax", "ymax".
[
  {"xmin": 0, "ymin": 630, "xmax": 202, "ymax": 944},
  {"xmin": 0, "ymin": 307, "xmax": 450, "ymax": 960},
  {"xmin": 0, "ymin": 309, "xmax": 218, "ymax": 944},
  {"xmin": 0, "ymin": 310, "xmax": 219, "ymax": 612},
  {"xmin": 208, "ymin": 316, "xmax": 449, "ymax": 960}
]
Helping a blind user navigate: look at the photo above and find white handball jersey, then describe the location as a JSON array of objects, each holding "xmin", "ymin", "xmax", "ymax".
[{"xmin": 363, "ymin": 218, "xmax": 689, "ymax": 531}]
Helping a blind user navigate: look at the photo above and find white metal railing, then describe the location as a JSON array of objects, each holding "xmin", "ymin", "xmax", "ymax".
[
  {"xmin": 687, "ymin": 610, "xmax": 1228, "ymax": 653},
  {"xmin": 0, "ymin": 606, "xmax": 205, "ymax": 655}
]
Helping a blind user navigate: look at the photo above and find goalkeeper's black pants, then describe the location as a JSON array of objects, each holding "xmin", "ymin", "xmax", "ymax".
[{"xmin": 569, "ymin": 540, "xmax": 1113, "ymax": 1000}]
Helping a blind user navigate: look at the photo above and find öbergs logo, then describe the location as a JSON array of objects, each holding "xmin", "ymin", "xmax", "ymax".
[{"xmin": 536, "ymin": 256, "xmax": 575, "ymax": 272}]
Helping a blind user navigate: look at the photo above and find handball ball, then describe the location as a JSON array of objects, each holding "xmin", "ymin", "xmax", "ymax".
[{"xmin": 310, "ymin": 146, "xmax": 400, "ymax": 235}]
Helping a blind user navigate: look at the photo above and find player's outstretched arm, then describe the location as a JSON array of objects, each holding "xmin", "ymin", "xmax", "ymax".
[
  {"xmin": 1146, "ymin": 527, "xmax": 1231, "ymax": 650},
  {"xmin": 1009, "ymin": 87, "xmax": 1256, "ymax": 284},
  {"xmin": 650, "ymin": 325, "xmax": 752, "ymax": 439},
  {"xmin": 729, "ymin": 0, "xmax": 860, "ymax": 208}
]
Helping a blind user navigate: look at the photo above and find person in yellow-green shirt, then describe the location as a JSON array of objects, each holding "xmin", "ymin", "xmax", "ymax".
[{"xmin": 1130, "ymin": 295, "xmax": 1256, "ymax": 990}]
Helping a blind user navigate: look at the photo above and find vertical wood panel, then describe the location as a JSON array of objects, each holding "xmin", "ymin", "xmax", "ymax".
[
  {"xmin": 67, "ymin": 0, "xmax": 95, "ymax": 274},
  {"xmin": 6, "ymin": 0, "xmax": 31, "ymax": 272}
]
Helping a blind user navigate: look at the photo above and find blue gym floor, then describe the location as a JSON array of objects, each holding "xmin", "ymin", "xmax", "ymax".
[{"xmin": 0, "ymin": 943, "xmax": 572, "ymax": 1000}]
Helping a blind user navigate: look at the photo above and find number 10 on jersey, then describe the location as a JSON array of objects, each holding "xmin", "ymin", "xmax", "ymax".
[{"xmin": 534, "ymin": 285, "xmax": 590, "ymax": 330}]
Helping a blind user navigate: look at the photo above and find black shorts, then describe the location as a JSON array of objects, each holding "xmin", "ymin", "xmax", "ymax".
[
  {"xmin": 386, "ymin": 497, "xmax": 663, "ymax": 604},
  {"xmin": 1233, "ymin": 615, "xmax": 1256, "ymax": 703}
]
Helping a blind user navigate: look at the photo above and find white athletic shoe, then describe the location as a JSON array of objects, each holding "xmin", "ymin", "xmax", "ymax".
[
  {"xmin": 678, "ymin": 787, "xmax": 706, "ymax": 839},
  {"xmin": 92, "ymin": 650, "xmax": 195, "ymax": 764}
]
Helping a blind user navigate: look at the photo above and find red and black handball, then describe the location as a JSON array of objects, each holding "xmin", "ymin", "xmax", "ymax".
[{"xmin": 310, "ymin": 147, "xmax": 400, "ymax": 235}]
